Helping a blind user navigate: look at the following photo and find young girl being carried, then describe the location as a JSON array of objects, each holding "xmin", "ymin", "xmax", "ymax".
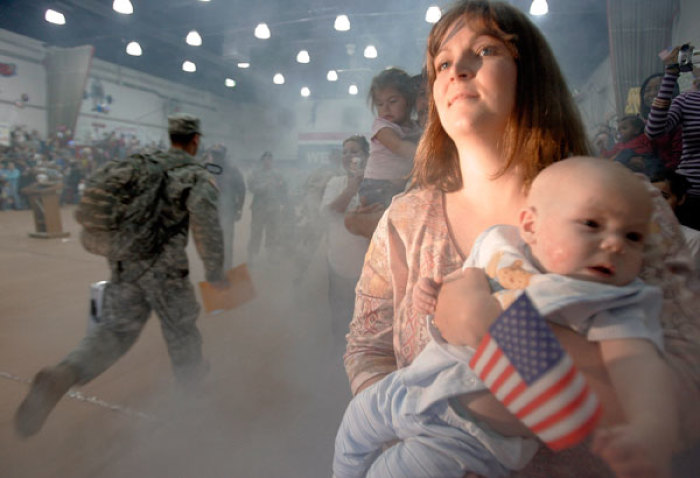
[{"xmin": 358, "ymin": 67, "xmax": 422, "ymax": 208}]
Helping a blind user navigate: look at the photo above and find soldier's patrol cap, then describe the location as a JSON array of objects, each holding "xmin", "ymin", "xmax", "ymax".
[{"xmin": 168, "ymin": 113, "xmax": 202, "ymax": 136}]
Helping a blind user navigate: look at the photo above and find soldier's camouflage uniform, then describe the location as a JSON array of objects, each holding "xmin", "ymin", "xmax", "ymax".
[
  {"xmin": 246, "ymin": 166, "xmax": 287, "ymax": 261},
  {"xmin": 62, "ymin": 147, "xmax": 224, "ymax": 384}
]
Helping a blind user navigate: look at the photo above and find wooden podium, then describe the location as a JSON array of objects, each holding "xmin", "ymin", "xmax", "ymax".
[{"xmin": 22, "ymin": 182, "xmax": 70, "ymax": 239}]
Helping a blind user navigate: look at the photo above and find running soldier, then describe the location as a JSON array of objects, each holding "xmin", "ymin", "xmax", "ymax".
[{"xmin": 14, "ymin": 113, "xmax": 227, "ymax": 437}]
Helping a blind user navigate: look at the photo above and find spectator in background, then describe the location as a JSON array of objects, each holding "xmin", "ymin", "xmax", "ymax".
[
  {"xmin": 412, "ymin": 70, "xmax": 429, "ymax": 129},
  {"xmin": 321, "ymin": 135, "xmax": 370, "ymax": 349},
  {"xmin": 601, "ymin": 115, "xmax": 646, "ymax": 159},
  {"xmin": 650, "ymin": 168, "xmax": 700, "ymax": 276},
  {"xmin": 210, "ymin": 145, "xmax": 246, "ymax": 271},
  {"xmin": 247, "ymin": 152, "xmax": 288, "ymax": 265},
  {"xmin": 294, "ymin": 149, "xmax": 342, "ymax": 278},
  {"xmin": 646, "ymin": 44, "xmax": 700, "ymax": 229},
  {"xmin": 592, "ymin": 123, "xmax": 615, "ymax": 157},
  {"xmin": 0, "ymin": 161, "xmax": 21, "ymax": 210},
  {"xmin": 638, "ymin": 72, "xmax": 683, "ymax": 169},
  {"xmin": 61, "ymin": 160, "xmax": 84, "ymax": 205}
]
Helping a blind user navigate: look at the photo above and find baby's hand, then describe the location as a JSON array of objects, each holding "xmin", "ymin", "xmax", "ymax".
[
  {"xmin": 433, "ymin": 267, "xmax": 502, "ymax": 348},
  {"xmin": 413, "ymin": 277, "xmax": 441, "ymax": 315},
  {"xmin": 592, "ymin": 425, "xmax": 671, "ymax": 478}
]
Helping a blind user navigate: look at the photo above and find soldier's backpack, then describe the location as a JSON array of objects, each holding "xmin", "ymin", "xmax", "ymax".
[{"xmin": 75, "ymin": 151, "xmax": 190, "ymax": 261}]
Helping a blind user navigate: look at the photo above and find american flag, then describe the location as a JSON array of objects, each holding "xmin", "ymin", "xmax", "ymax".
[{"xmin": 469, "ymin": 293, "xmax": 602, "ymax": 450}]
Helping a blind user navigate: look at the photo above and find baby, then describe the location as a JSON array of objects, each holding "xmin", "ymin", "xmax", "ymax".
[{"xmin": 334, "ymin": 157, "xmax": 676, "ymax": 478}]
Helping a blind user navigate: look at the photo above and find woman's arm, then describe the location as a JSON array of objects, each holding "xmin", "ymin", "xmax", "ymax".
[
  {"xmin": 344, "ymin": 204, "xmax": 384, "ymax": 239},
  {"xmin": 323, "ymin": 175, "xmax": 362, "ymax": 214},
  {"xmin": 592, "ymin": 339, "xmax": 677, "ymax": 478},
  {"xmin": 645, "ymin": 48, "xmax": 682, "ymax": 139},
  {"xmin": 344, "ymin": 211, "xmax": 400, "ymax": 395}
]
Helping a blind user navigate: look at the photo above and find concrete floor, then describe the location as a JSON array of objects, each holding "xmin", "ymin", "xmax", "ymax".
[{"xmin": 0, "ymin": 204, "xmax": 352, "ymax": 478}]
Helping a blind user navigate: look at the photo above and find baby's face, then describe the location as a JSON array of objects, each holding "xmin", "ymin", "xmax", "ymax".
[
  {"xmin": 526, "ymin": 181, "xmax": 650, "ymax": 287},
  {"xmin": 617, "ymin": 120, "xmax": 640, "ymax": 143}
]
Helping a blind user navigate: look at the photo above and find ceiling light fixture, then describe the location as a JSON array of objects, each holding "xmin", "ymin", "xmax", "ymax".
[
  {"xmin": 186, "ymin": 30, "xmax": 202, "ymax": 46},
  {"xmin": 237, "ymin": 62, "xmax": 250, "ymax": 69},
  {"xmin": 363, "ymin": 45, "xmax": 378, "ymax": 59},
  {"xmin": 327, "ymin": 70, "xmax": 338, "ymax": 82},
  {"xmin": 255, "ymin": 23, "xmax": 271, "ymax": 39},
  {"xmin": 273, "ymin": 73, "xmax": 285, "ymax": 85},
  {"xmin": 296, "ymin": 50, "xmax": 310, "ymax": 64},
  {"xmin": 425, "ymin": 6, "xmax": 441, "ymax": 23},
  {"xmin": 126, "ymin": 41, "xmax": 142, "ymax": 56},
  {"xmin": 113, "ymin": 0, "xmax": 134, "ymax": 15},
  {"xmin": 44, "ymin": 9, "xmax": 66, "ymax": 25},
  {"xmin": 529, "ymin": 0, "xmax": 548, "ymax": 16},
  {"xmin": 301, "ymin": 87, "xmax": 310, "ymax": 97},
  {"xmin": 334, "ymin": 15, "xmax": 350, "ymax": 32},
  {"xmin": 225, "ymin": 78, "xmax": 236, "ymax": 88},
  {"xmin": 182, "ymin": 60, "xmax": 196, "ymax": 72},
  {"xmin": 348, "ymin": 84, "xmax": 358, "ymax": 95}
]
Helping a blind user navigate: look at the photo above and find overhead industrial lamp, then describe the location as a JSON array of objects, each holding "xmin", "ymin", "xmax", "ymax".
[
  {"xmin": 529, "ymin": 0, "xmax": 548, "ymax": 16},
  {"xmin": 186, "ymin": 30, "xmax": 202, "ymax": 46},
  {"xmin": 363, "ymin": 45, "xmax": 378, "ymax": 59},
  {"xmin": 113, "ymin": 0, "xmax": 133, "ymax": 15},
  {"xmin": 255, "ymin": 23, "xmax": 271, "ymax": 39},
  {"xmin": 126, "ymin": 41, "xmax": 142, "ymax": 56},
  {"xmin": 334, "ymin": 15, "xmax": 350, "ymax": 31},
  {"xmin": 45, "ymin": 9, "xmax": 66, "ymax": 25},
  {"xmin": 296, "ymin": 50, "xmax": 310, "ymax": 64},
  {"xmin": 425, "ymin": 6, "xmax": 441, "ymax": 23}
]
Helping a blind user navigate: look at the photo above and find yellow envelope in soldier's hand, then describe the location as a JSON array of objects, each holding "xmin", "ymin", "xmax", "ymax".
[{"xmin": 199, "ymin": 264, "xmax": 255, "ymax": 313}]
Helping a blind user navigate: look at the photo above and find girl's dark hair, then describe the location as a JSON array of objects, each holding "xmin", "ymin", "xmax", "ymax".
[
  {"xmin": 412, "ymin": 0, "xmax": 589, "ymax": 192},
  {"xmin": 368, "ymin": 67, "xmax": 416, "ymax": 113}
]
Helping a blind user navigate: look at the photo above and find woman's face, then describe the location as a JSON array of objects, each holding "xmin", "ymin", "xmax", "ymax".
[
  {"xmin": 342, "ymin": 139, "xmax": 367, "ymax": 174},
  {"xmin": 431, "ymin": 19, "xmax": 517, "ymax": 144}
]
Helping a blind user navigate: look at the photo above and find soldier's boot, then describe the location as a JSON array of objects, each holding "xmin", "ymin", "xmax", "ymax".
[{"xmin": 14, "ymin": 363, "xmax": 78, "ymax": 437}]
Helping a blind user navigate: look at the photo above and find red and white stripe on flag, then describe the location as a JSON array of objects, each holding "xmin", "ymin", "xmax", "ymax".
[{"xmin": 468, "ymin": 293, "xmax": 602, "ymax": 450}]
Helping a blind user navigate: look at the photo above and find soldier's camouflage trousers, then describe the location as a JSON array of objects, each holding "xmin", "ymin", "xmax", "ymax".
[{"xmin": 60, "ymin": 261, "xmax": 202, "ymax": 384}]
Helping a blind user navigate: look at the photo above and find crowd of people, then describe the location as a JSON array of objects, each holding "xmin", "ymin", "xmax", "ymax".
[
  {"xmin": 0, "ymin": 126, "xmax": 164, "ymax": 210},
  {"xmin": 6, "ymin": 1, "xmax": 700, "ymax": 476},
  {"xmin": 591, "ymin": 43, "xmax": 700, "ymax": 259}
]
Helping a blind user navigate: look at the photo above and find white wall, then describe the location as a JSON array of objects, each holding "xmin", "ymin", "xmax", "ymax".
[
  {"xmin": 0, "ymin": 30, "xmax": 48, "ymax": 137},
  {"xmin": 75, "ymin": 59, "xmax": 297, "ymax": 162}
]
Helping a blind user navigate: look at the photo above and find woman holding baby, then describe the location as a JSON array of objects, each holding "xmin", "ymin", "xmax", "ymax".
[{"xmin": 343, "ymin": 1, "xmax": 700, "ymax": 477}]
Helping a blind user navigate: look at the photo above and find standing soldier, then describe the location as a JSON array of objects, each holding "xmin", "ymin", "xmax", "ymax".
[
  {"xmin": 209, "ymin": 145, "xmax": 246, "ymax": 270},
  {"xmin": 14, "ymin": 113, "xmax": 227, "ymax": 437},
  {"xmin": 246, "ymin": 151, "xmax": 288, "ymax": 264}
]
